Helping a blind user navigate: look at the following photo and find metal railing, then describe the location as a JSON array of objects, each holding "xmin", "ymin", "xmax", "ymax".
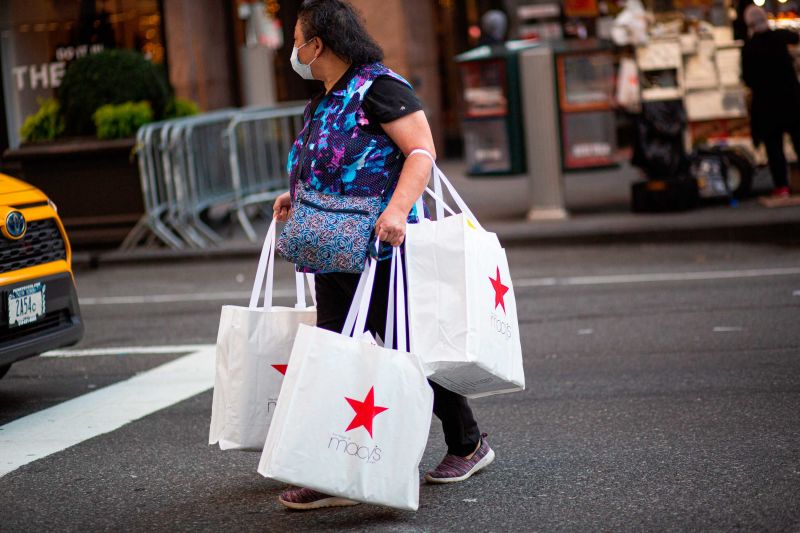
[
  {"xmin": 227, "ymin": 105, "xmax": 305, "ymax": 241},
  {"xmin": 121, "ymin": 103, "xmax": 306, "ymax": 251}
]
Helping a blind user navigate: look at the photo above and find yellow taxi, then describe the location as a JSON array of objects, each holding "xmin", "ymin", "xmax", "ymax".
[{"xmin": 0, "ymin": 173, "xmax": 83, "ymax": 379}]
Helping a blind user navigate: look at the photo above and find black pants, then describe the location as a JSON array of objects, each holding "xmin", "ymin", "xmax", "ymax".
[
  {"xmin": 763, "ymin": 121, "xmax": 800, "ymax": 189},
  {"xmin": 314, "ymin": 258, "xmax": 481, "ymax": 457}
]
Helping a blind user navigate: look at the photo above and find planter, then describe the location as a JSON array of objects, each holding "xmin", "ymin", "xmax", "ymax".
[{"xmin": 3, "ymin": 138, "xmax": 143, "ymax": 248}]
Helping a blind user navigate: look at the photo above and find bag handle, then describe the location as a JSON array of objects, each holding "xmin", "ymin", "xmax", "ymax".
[
  {"xmin": 250, "ymin": 219, "xmax": 315, "ymax": 310},
  {"xmin": 385, "ymin": 248, "xmax": 396, "ymax": 348},
  {"xmin": 294, "ymin": 273, "xmax": 317, "ymax": 309},
  {"xmin": 384, "ymin": 248, "xmax": 408, "ymax": 352},
  {"xmin": 341, "ymin": 241, "xmax": 380, "ymax": 337},
  {"xmin": 409, "ymin": 149, "xmax": 483, "ymax": 230},
  {"xmin": 341, "ymin": 244, "xmax": 407, "ymax": 350},
  {"xmin": 341, "ymin": 261, "xmax": 377, "ymax": 338},
  {"xmin": 249, "ymin": 219, "xmax": 277, "ymax": 309}
]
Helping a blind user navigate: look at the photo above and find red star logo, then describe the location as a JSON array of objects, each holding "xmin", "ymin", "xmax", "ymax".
[
  {"xmin": 344, "ymin": 386, "xmax": 388, "ymax": 438},
  {"xmin": 489, "ymin": 266, "xmax": 510, "ymax": 313},
  {"xmin": 271, "ymin": 364, "xmax": 288, "ymax": 375}
]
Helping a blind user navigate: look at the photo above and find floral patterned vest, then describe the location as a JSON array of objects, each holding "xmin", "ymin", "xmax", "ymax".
[{"xmin": 287, "ymin": 62, "xmax": 420, "ymax": 225}]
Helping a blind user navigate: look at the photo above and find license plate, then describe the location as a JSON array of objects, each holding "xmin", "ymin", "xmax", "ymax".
[{"xmin": 8, "ymin": 282, "xmax": 46, "ymax": 327}]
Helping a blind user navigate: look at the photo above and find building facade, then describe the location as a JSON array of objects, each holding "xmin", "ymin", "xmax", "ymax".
[{"xmin": 0, "ymin": 0, "xmax": 511, "ymax": 162}]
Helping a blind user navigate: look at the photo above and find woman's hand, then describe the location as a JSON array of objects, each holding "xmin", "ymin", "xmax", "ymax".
[
  {"xmin": 375, "ymin": 205, "xmax": 407, "ymax": 247},
  {"xmin": 273, "ymin": 191, "xmax": 292, "ymax": 222}
]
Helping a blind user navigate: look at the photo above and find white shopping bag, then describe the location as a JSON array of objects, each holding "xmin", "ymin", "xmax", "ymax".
[
  {"xmin": 405, "ymin": 150, "xmax": 525, "ymax": 398},
  {"xmin": 209, "ymin": 219, "xmax": 317, "ymax": 451},
  {"xmin": 258, "ymin": 248, "xmax": 433, "ymax": 511}
]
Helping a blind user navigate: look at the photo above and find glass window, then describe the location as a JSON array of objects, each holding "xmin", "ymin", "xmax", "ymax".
[
  {"xmin": 1, "ymin": 0, "xmax": 164, "ymax": 148},
  {"xmin": 560, "ymin": 54, "xmax": 615, "ymax": 108},
  {"xmin": 459, "ymin": 60, "xmax": 508, "ymax": 118}
]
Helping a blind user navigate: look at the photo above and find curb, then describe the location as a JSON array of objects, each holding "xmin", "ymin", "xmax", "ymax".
[
  {"xmin": 497, "ymin": 220, "xmax": 800, "ymax": 247},
  {"xmin": 72, "ymin": 244, "xmax": 263, "ymax": 269},
  {"xmin": 72, "ymin": 211, "xmax": 800, "ymax": 269}
]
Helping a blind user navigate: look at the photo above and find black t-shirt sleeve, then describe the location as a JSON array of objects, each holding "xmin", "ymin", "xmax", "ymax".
[{"xmin": 362, "ymin": 76, "xmax": 423, "ymax": 124}]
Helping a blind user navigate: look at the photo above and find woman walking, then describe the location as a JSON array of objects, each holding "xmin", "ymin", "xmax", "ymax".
[{"xmin": 272, "ymin": 0, "xmax": 494, "ymax": 510}]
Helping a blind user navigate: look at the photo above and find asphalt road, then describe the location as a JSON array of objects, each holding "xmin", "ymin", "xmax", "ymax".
[{"xmin": 1, "ymin": 240, "xmax": 799, "ymax": 532}]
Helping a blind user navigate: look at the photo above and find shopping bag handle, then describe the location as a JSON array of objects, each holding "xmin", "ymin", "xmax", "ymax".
[
  {"xmin": 293, "ymin": 272, "xmax": 316, "ymax": 309},
  {"xmin": 409, "ymin": 149, "xmax": 483, "ymax": 230},
  {"xmin": 384, "ymin": 247, "xmax": 408, "ymax": 352},
  {"xmin": 341, "ymin": 241, "xmax": 380, "ymax": 338},
  {"xmin": 250, "ymin": 219, "xmax": 277, "ymax": 309},
  {"xmin": 341, "ymin": 245, "xmax": 408, "ymax": 350},
  {"xmin": 250, "ymin": 219, "xmax": 316, "ymax": 310}
]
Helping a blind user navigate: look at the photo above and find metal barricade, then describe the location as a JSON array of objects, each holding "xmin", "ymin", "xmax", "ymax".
[
  {"xmin": 121, "ymin": 121, "xmax": 185, "ymax": 250},
  {"xmin": 122, "ymin": 104, "xmax": 306, "ymax": 250},
  {"xmin": 226, "ymin": 105, "xmax": 306, "ymax": 241},
  {"xmin": 167, "ymin": 110, "xmax": 240, "ymax": 248}
]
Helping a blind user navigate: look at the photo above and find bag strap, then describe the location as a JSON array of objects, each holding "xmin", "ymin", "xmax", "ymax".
[
  {"xmin": 341, "ymin": 261, "xmax": 371, "ymax": 336},
  {"xmin": 385, "ymin": 248, "xmax": 408, "ymax": 352},
  {"xmin": 341, "ymin": 246, "xmax": 407, "ymax": 350},
  {"xmin": 251, "ymin": 219, "xmax": 315, "ymax": 310},
  {"xmin": 410, "ymin": 149, "xmax": 437, "ymax": 219},
  {"xmin": 352, "ymin": 257, "xmax": 378, "ymax": 338},
  {"xmin": 341, "ymin": 241, "xmax": 380, "ymax": 337},
  {"xmin": 423, "ymin": 187, "xmax": 457, "ymax": 217},
  {"xmin": 305, "ymin": 274, "xmax": 317, "ymax": 307},
  {"xmin": 408, "ymin": 149, "xmax": 483, "ymax": 229},
  {"xmin": 294, "ymin": 273, "xmax": 317, "ymax": 309},
  {"xmin": 249, "ymin": 219, "xmax": 277, "ymax": 309},
  {"xmin": 385, "ymin": 248, "xmax": 397, "ymax": 349}
]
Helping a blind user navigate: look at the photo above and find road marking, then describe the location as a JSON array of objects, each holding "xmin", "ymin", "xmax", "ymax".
[
  {"xmin": 76, "ymin": 267, "xmax": 800, "ymax": 306},
  {"xmin": 794, "ymin": 290, "xmax": 800, "ymax": 297},
  {"xmin": 79, "ymin": 289, "xmax": 296, "ymax": 306},
  {"xmin": 0, "ymin": 346, "xmax": 215, "ymax": 477},
  {"xmin": 578, "ymin": 329, "xmax": 594, "ymax": 335},
  {"xmin": 713, "ymin": 326, "xmax": 743, "ymax": 332},
  {"xmin": 514, "ymin": 267, "xmax": 800, "ymax": 288},
  {"xmin": 42, "ymin": 345, "xmax": 215, "ymax": 358}
]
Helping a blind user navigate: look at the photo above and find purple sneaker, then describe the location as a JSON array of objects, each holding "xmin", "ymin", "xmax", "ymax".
[
  {"xmin": 425, "ymin": 433, "xmax": 495, "ymax": 484},
  {"xmin": 278, "ymin": 487, "xmax": 360, "ymax": 510}
]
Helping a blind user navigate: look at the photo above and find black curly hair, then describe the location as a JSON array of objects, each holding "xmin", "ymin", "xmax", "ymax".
[{"xmin": 298, "ymin": 0, "xmax": 384, "ymax": 65}]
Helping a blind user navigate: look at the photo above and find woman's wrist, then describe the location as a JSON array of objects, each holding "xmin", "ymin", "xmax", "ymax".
[{"xmin": 384, "ymin": 200, "xmax": 412, "ymax": 219}]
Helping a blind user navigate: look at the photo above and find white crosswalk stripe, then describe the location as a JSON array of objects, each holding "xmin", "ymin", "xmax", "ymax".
[
  {"xmin": 0, "ymin": 346, "xmax": 215, "ymax": 477},
  {"xmin": 42, "ymin": 345, "xmax": 215, "ymax": 358}
]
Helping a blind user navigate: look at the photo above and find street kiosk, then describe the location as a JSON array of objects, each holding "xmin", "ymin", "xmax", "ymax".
[
  {"xmin": 455, "ymin": 41, "xmax": 539, "ymax": 176},
  {"xmin": 551, "ymin": 40, "xmax": 618, "ymax": 170},
  {"xmin": 456, "ymin": 39, "xmax": 617, "ymax": 176}
]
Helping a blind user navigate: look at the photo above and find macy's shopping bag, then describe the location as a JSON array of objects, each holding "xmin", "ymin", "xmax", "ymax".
[
  {"xmin": 209, "ymin": 219, "xmax": 316, "ymax": 451},
  {"xmin": 405, "ymin": 150, "xmax": 524, "ymax": 398},
  {"xmin": 258, "ymin": 248, "xmax": 433, "ymax": 511}
]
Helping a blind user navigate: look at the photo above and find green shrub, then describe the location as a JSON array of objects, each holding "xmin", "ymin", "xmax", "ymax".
[
  {"xmin": 20, "ymin": 98, "xmax": 65, "ymax": 143},
  {"xmin": 92, "ymin": 101, "xmax": 153, "ymax": 139},
  {"xmin": 58, "ymin": 49, "xmax": 169, "ymax": 135},
  {"xmin": 165, "ymin": 97, "xmax": 200, "ymax": 119}
]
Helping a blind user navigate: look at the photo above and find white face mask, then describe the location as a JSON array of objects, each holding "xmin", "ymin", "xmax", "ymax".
[{"xmin": 291, "ymin": 39, "xmax": 317, "ymax": 80}]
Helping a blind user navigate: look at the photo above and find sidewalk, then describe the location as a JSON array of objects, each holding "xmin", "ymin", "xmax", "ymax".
[
  {"xmin": 441, "ymin": 160, "xmax": 800, "ymax": 245},
  {"xmin": 73, "ymin": 160, "xmax": 800, "ymax": 267}
]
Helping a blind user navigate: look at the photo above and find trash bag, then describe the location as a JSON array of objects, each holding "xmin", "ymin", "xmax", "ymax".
[{"xmin": 631, "ymin": 100, "xmax": 689, "ymax": 179}]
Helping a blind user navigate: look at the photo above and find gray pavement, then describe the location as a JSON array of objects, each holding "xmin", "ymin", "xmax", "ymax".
[{"xmin": 1, "ymin": 241, "xmax": 799, "ymax": 531}]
